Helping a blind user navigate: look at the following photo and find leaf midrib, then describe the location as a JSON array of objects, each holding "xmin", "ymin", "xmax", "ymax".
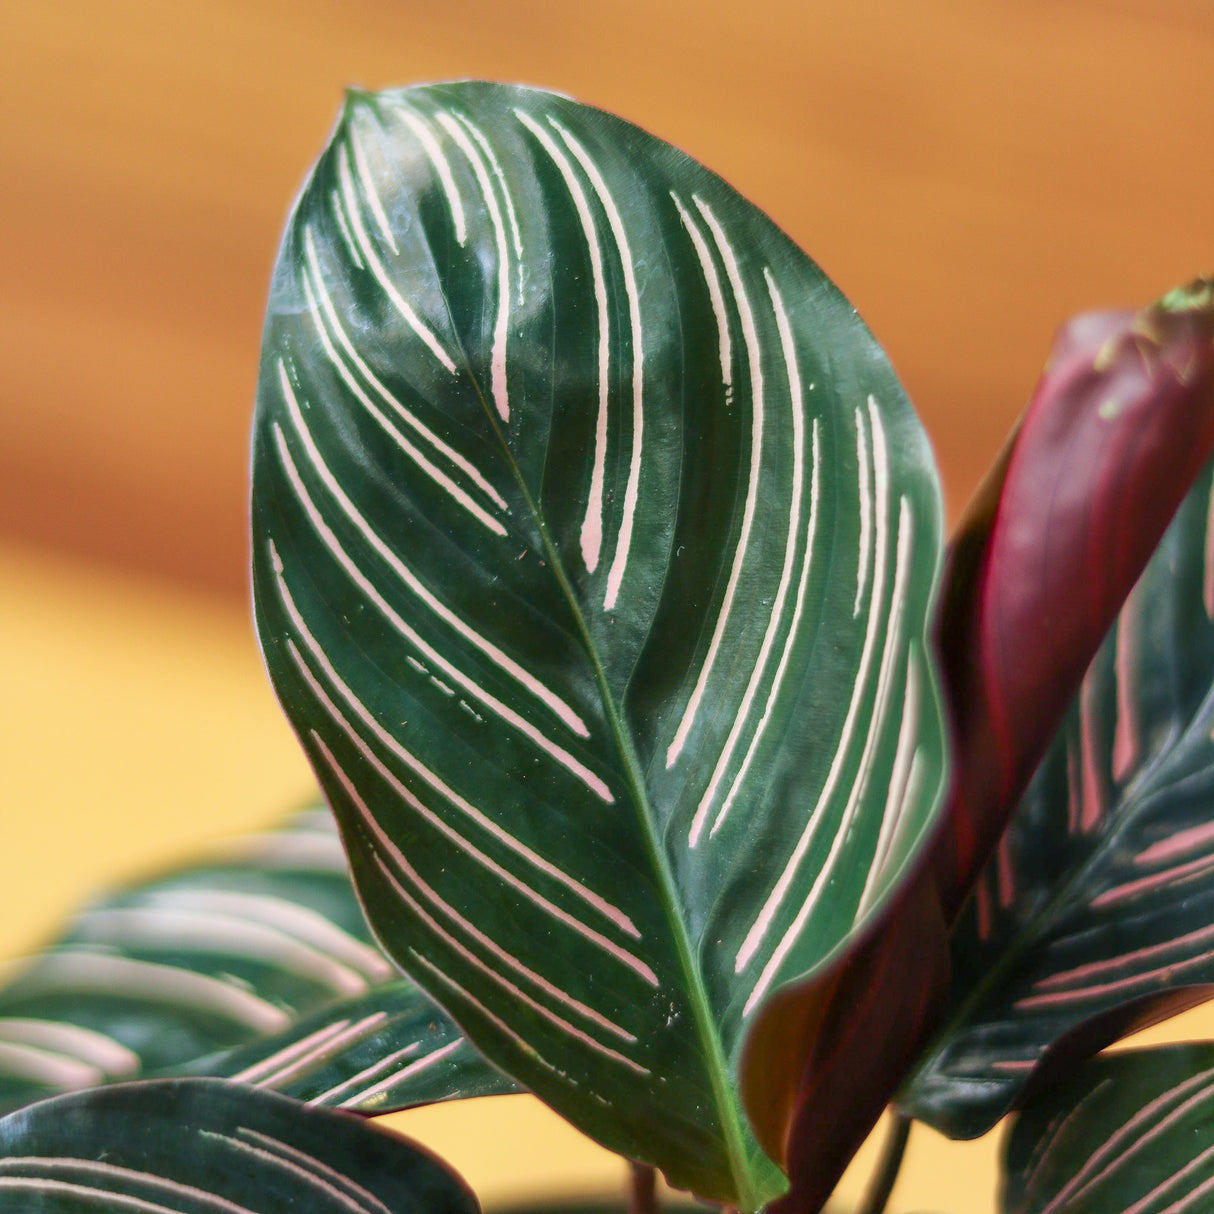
[{"xmin": 355, "ymin": 94, "xmax": 768, "ymax": 1203}]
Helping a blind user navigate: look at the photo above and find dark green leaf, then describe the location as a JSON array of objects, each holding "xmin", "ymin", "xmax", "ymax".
[
  {"xmin": 251, "ymin": 81, "xmax": 948, "ymax": 1207},
  {"xmin": 0, "ymin": 1077, "xmax": 478, "ymax": 1213},
  {"xmin": 0, "ymin": 807, "xmax": 512, "ymax": 1114},
  {"xmin": 196, "ymin": 978, "xmax": 518, "ymax": 1111},
  {"xmin": 1003, "ymin": 1045, "xmax": 1214, "ymax": 1214},
  {"xmin": 905, "ymin": 452, "xmax": 1214, "ymax": 1137},
  {"xmin": 931, "ymin": 278, "xmax": 1214, "ymax": 921}
]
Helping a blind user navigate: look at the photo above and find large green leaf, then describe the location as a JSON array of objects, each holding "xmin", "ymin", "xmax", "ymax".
[
  {"xmin": 251, "ymin": 81, "xmax": 948, "ymax": 1207},
  {"xmin": 903, "ymin": 453, "xmax": 1214, "ymax": 1138},
  {"xmin": 0, "ymin": 1077, "xmax": 478, "ymax": 1212},
  {"xmin": 0, "ymin": 807, "xmax": 513, "ymax": 1114},
  {"xmin": 1003, "ymin": 1046, "xmax": 1214, "ymax": 1214}
]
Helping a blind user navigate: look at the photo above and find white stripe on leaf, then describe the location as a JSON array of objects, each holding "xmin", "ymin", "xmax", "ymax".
[
  {"xmin": 348, "ymin": 125, "xmax": 399, "ymax": 255},
  {"xmin": 392, "ymin": 106, "xmax": 468, "ymax": 246},
  {"xmin": 272, "ymin": 409, "xmax": 599, "ymax": 772},
  {"xmin": 272, "ymin": 573, "xmax": 642, "ymax": 953},
  {"xmin": 710, "ymin": 420, "xmax": 821, "ymax": 840},
  {"xmin": 743, "ymin": 489, "xmax": 913, "ymax": 1016},
  {"xmin": 737, "ymin": 396, "xmax": 890, "ymax": 986},
  {"xmin": 689, "ymin": 269, "xmax": 803, "ymax": 846},
  {"xmin": 315, "ymin": 736, "xmax": 639, "ymax": 1043},
  {"xmin": 667, "ymin": 196, "xmax": 765, "ymax": 769},
  {"xmin": 303, "ymin": 230, "xmax": 509, "ymax": 511},
  {"xmin": 337, "ymin": 145, "xmax": 458, "ymax": 374},
  {"xmin": 546, "ymin": 117, "xmax": 644, "ymax": 612},
  {"xmin": 436, "ymin": 112, "xmax": 512, "ymax": 422},
  {"xmin": 0, "ymin": 1019, "xmax": 139, "ymax": 1078},
  {"xmin": 670, "ymin": 192, "xmax": 732, "ymax": 404},
  {"xmin": 513, "ymin": 110, "xmax": 610, "ymax": 575}
]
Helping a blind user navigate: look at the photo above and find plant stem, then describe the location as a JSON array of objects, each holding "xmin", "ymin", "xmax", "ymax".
[
  {"xmin": 629, "ymin": 1163, "xmax": 658, "ymax": 1214},
  {"xmin": 855, "ymin": 1111, "xmax": 911, "ymax": 1214}
]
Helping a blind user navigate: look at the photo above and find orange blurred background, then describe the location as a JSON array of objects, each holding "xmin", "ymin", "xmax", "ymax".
[
  {"xmin": 1, "ymin": 3, "xmax": 1212, "ymax": 1211},
  {"xmin": 4, "ymin": 0, "xmax": 1213, "ymax": 595}
]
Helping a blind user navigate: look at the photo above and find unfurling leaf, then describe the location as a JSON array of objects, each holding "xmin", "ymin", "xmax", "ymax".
[
  {"xmin": 252, "ymin": 82, "xmax": 948, "ymax": 1207},
  {"xmin": 1003, "ymin": 1046, "xmax": 1214, "ymax": 1214},
  {"xmin": 905, "ymin": 451, "xmax": 1214, "ymax": 1137},
  {"xmin": 0, "ymin": 807, "xmax": 512, "ymax": 1115},
  {"xmin": 932, "ymin": 278, "xmax": 1214, "ymax": 920},
  {"xmin": 0, "ymin": 1077, "xmax": 478, "ymax": 1213}
]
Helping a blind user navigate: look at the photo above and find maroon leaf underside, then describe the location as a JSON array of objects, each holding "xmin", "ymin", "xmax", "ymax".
[
  {"xmin": 932, "ymin": 280, "xmax": 1214, "ymax": 921},
  {"xmin": 764, "ymin": 277, "xmax": 1214, "ymax": 1214},
  {"xmin": 750, "ymin": 867, "xmax": 950, "ymax": 1214}
]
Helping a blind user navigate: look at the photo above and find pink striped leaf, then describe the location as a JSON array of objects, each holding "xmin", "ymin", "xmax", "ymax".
[
  {"xmin": 0, "ymin": 1077, "xmax": 479, "ymax": 1214},
  {"xmin": 1003, "ymin": 1046, "xmax": 1214, "ymax": 1214},
  {"xmin": 251, "ymin": 82, "xmax": 950, "ymax": 1208},
  {"xmin": 0, "ymin": 807, "xmax": 513, "ymax": 1116},
  {"xmin": 903, "ymin": 438, "xmax": 1214, "ymax": 1137}
]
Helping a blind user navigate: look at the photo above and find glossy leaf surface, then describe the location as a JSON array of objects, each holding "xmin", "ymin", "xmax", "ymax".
[
  {"xmin": 251, "ymin": 82, "xmax": 948, "ymax": 1206},
  {"xmin": 1003, "ymin": 1046, "xmax": 1214, "ymax": 1214},
  {"xmin": 905, "ymin": 453, "xmax": 1214, "ymax": 1137},
  {"xmin": 197, "ymin": 978, "xmax": 518, "ymax": 1111},
  {"xmin": 0, "ymin": 807, "xmax": 511, "ymax": 1114},
  {"xmin": 932, "ymin": 279, "xmax": 1214, "ymax": 921},
  {"xmin": 0, "ymin": 1077, "xmax": 478, "ymax": 1213}
]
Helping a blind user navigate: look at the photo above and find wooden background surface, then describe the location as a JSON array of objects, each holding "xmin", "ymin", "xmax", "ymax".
[{"xmin": 2, "ymin": 0, "xmax": 1212, "ymax": 597}]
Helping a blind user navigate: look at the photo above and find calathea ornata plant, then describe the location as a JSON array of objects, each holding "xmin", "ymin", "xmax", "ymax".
[{"xmin": 1, "ymin": 82, "xmax": 1212, "ymax": 1214}]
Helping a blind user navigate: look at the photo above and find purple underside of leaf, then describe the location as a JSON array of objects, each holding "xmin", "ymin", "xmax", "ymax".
[{"xmin": 933, "ymin": 277, "xmax": 1214, "ymax": 922}]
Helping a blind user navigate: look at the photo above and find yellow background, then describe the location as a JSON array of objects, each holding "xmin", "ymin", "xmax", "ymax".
[{"xmin": 2, "ymin": 1, "xmax": 1213, "ymax": 1211}]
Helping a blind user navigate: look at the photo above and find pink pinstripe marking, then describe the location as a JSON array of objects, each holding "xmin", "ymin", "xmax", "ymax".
[
  {"xmin": 1034, "ymin": 922, "xmax": 1214, "ymax": 992},
  {"xmin": 314, "ymin": 734, "xmax": 636, "ymax": 1042},
  {"xmin": 990, "ymin": 1059, "xmax": 1036, "ymax": 1072},
  {"xmin": 1204, "ymin": 475, "xmax": 1214, "ymax": 620},
  {"xmin": 252, "ymin": 1015, "xmax": 391, "ymax": 1091},
  {"xmin": 1016, "ymin": 941, "xmax": 1214, "ymax": 1010},
  {"xmin": 1041, "ymin": 1067, "xmax": 1214, "ymax": 1214},
  {"xmin": 1066, "ymin": 741, "xmax": 1082, "ymax": 836},
  {"xmin": 367, "ymin": 850, "xmax": 649, "ymax": 1075},
  {"xmin": 1136, "ymin": 821, "xmax": 1214, "ymax": 868},
  {"xmin": 237, "ymin": 1129, "xmax": 392, "ymax": 1214},
  {"xmin": 0, "ymin": 1160, "xmax": 255, "ymax": 1214},
  {"xmin": 1079, "ymin": 674, "xmax": 1104, "ymax": 833},
  {"xmin": 1112, "ymin": 591, "xmax": 1141, "ymax": 781},
  {"xmin": 337, "ymin": 1040, "xmax": 463, "ymax": 1109},
  {"xmin": 280, "ymin": 631, "xmax": 655, "ymax": 986},
  {"xmin": 1121, "ymin": 1141, "xmax": 1214, "ymax": 1214},
  {"xmin": 1092, "ymin": 851, "xmax": 1214, "ymax": 909}
]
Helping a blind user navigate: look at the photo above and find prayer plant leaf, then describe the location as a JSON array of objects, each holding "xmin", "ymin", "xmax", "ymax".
[
  {"xmin": 0, "ymin": 807, "xmax": 512, "ymax": 1115},
  {"xmin": 196, "ymin": 978, "xmax": 519, "ymax": 1112},
  {"xmin": 0, "ymin": 1077, "xmax": 478, "ymax": 1214},
  {"xmin": 250, "ymin": 81, "xmax": 948, "ymax": 1208},
  {"xmin": 1002, "ymin": 1046, "xmax": 1214, "ymax": 1214},
  {"xmin": 903, "ymin": 449, "xmax": 1214, "ymax": 1139},
  {"xmin": 931, "ymin": 278, "xmax": 1214, "ymax": 922}
]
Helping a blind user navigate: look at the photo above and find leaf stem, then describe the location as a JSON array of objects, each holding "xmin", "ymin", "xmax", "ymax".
[
  {"xmin": 854, "ymin": 1111, "xmax": 911, "ymax": 1214},
  {"xmin": 629, "ymin": 1163, "xmax": 659, "ymax": 1214}
]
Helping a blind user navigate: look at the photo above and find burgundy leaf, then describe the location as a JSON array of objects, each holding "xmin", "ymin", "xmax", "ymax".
[{"xmin": 933, "ymin": 277, "xmax": 1214, "ymax": 920}]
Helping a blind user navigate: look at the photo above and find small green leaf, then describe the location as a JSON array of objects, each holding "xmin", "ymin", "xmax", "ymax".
[
  {"xmin": 1003, "ymin": 1046, "xmax": 1214, "ymax": 1214},
  {"xmin": 0, "ymin": 807, "xmax": 512, "ymax": 1114},
  {"xmin": 904, "ymin": 456, "xmax": 1214, "ymax": 1137},
  {"xmin": 0, "ymin": 1077, "xmax": 479, "ymax": 1213},
  {"xmin": 251, "ymin": 82, "xmax": 948, "ymax": 1207}
]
